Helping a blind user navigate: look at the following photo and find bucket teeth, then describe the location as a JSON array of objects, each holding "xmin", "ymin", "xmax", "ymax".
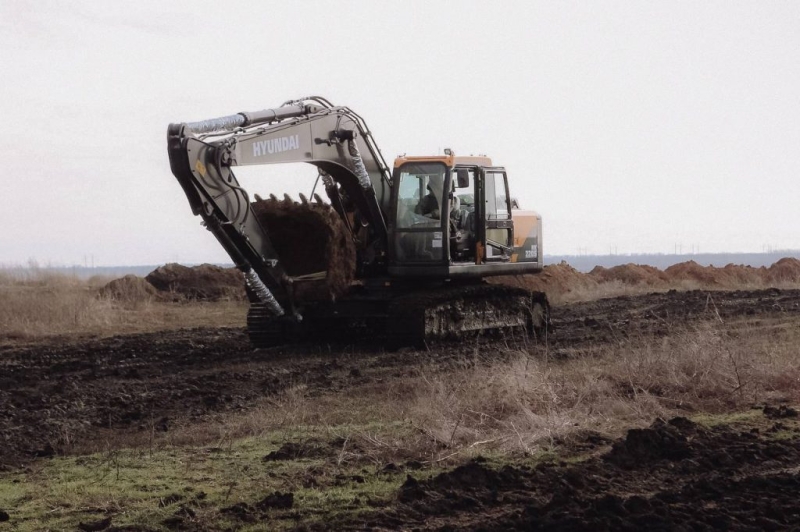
[
  {"xmin": 283, "ymin": 193, "xmax": 293, "ymax": 204},
  {"xmin": 299, "ymin": 193, "xmax": 308, "ymax": 205},
  {"xmin": 269, "ymin": 194, "xmax": 278, "ymax": 201},
  {"xmin": 313, "ymin": 193, "xmax": 324, "ymax": 204},
  {"xmin": 254, "ymin": 193, "xmax": 263, "ymax": 202}
]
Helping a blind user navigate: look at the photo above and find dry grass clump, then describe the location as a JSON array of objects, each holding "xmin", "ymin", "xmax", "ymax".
[
  {"xmin": 0, "ymin": 268, "xmax": 247, "ymax": 342},
  {"xmin": 553, "ymin": 278, "xmax": 711, "ymax": 304},
  {"xmin": 403, "ymin": 321, "xmax": 800, "ymax": 455},
  {"xmin": 148, "ymin": 319, "xmax": 800, "ymax": 466},
  {"xmin": 0, "ymin": 268, "xmax": 117, "ymax": 340}
]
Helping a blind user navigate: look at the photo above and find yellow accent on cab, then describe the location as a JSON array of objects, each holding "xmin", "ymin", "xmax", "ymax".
[{"xmin": 393, "ymin": 155, "xmax": 493, "ymax": 169}]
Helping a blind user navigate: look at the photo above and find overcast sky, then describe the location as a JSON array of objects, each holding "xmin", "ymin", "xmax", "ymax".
[{"xmin": 1, "ymin": 1, "xmax": 798, "ymax": 266}]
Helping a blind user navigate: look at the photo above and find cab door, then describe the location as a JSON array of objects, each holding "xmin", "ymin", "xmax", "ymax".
[
  {"xmin": 388, "ymin": 162, "xmax": 450, "ymax": 267},
  {"xmin": 476, "ymin": 167, "xmax": 514, "ymax": 263}
]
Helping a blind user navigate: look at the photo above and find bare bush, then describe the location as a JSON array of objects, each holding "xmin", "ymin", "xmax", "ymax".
[
  {"xmin": 404, "ymin": 323, "xmax": 800, "ymax": 455},
  {"xmin": 142, "ymin": 320, "xmax": 799, "ymax": 466},
  {"xmin": 0, "ymin": 284, "xmax": 117, "ymax": 339},
  {"xmin": 0, "ymin": 268, "xmax": 247, "ymax": 341}
]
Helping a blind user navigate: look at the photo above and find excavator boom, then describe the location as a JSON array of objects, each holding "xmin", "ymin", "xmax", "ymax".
[{"xmin": 167, "ymin": 97, "xmax": 393, "ymax": 318}]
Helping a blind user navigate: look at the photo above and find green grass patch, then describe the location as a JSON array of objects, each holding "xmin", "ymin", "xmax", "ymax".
[
  {"xmin": 0, "ymin": 423, "xmax": 444, "ymax": 531},
  {"xmin": 691, "ymin": 409, "xmax": 764, "ymax": 428}
]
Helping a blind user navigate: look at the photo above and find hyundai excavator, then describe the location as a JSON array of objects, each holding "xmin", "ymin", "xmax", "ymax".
[{"xmin": 167, "ymin": 96, "xmax": 547, "ymax": 347}]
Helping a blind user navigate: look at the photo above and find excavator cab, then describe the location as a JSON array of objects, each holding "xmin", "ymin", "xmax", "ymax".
[
  {"xmin": 388, "ymin": 155, "xmax": 541, "ymax": 277},
  {"xmin": 392, "ymin": 161, "xmax": 449, "ymax": 263}
]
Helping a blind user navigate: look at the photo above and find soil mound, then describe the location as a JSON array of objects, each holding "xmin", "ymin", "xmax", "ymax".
[
  {"xmin": 604, "ymin": 417, "xmax": 695, "ymax": 468},
  {"xmin": 589, "ymin": 263, "xmax": 668, "ymax": 285},
  {"xmin": 381, "ymin": 410, "xmax": 800, "ymax": 531},
  {"xmin": 427, "ymin": 460, "xmax": 528, "ymax": 492},
  {"xmin": 145, "ymin": 264, "xmax": 245, "ymax": 301},
  {"xmin": 251, "ymin": 197, "xmax": 356, "ymax": 302},
  {"xmin": 767, "ymin": 257, "xmax": 800, "ymax": 283},
  {"xmin": 717, "ymin": 263, "xmax": 765, "ymax": 286},
  {"xmin": 663, "ymin": 260, "xmax": 721, "ymax": 285},
  {"xmin": 663, "ymin": 261, "xmax": 776, "ymax": 288},
  {"xmin": 483, "ymin": 258, "xmax": 800, "ymax": 301},
  {"xmin": 492, "ymin": 261, "xmax": 597, "ymax": 298},
  {"xmin": 99, "ymin": 275, "xmax": 158, "ymax": 302}
]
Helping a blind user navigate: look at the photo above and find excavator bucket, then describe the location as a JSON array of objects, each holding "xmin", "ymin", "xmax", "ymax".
[{"xmin": 250, "ymin": 197, "xmax": 356, "ymax": 303}]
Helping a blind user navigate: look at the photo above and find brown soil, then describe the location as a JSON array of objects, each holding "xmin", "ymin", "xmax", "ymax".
[
  {"xmin": 251, "ymin": 197, "xmax": 355, "ymax": 302},
  {"xmin": 767, "ymin": 257, "xmax": 800, "ymax": 283},
  {"xmin": 2, "ymin": 288, "xmax": 800, "ymax": 529},
  {"xmin": 589, "ymin": 263, "xmax": 669, "ymax": 285},
  {"xmin": 99, "ymin": 275, "xmax": 158, "ymax": 302},
  {"xmin": 493, "ymin": 261, "xmax": 598, "ymax": 294},
  {"xmin": 1, "ymin": 288, "xmax": 798, "ymax": 468},
  {"xmin": 498, "ymin": 258, "xmax": 800, "ymax": 300},
  {"xmin": 145, "ymin": 264, "xmax": 245, "ymax": 301},
  {"xmin": 379, "ymin": 415, "xmax": 800, "ymax": 531},
  {"xmin": 664, "ymin": 260, "xmax": 729, "ymax": 285}
]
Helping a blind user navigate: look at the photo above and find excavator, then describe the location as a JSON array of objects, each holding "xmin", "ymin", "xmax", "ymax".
[{"xmin": 167, "ymin": 96, "xmax": 547, "ymax": 347}]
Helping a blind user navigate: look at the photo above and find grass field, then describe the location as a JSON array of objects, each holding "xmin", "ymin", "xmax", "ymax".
[
  {"xmin": 1, "ymin": 269, "xmax": 799, "ymax": 529},
  {"xmin": 0, "ymin": 268, "xmax": 247, "ymax": 343}
]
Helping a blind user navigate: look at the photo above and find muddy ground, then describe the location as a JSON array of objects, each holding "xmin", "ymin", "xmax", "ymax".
[
  {"xmin": 1, "ymin": 288, "xmax": 800, "ymax": 529},
  {"xmin": 380, "ymin": 412, "xmax": 800, "ymax": 531}
]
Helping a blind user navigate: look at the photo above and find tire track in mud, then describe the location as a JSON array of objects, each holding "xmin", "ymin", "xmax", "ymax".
[{"xmin": 0, "ymin": 288, "xmax": 798, "ymax": 467}]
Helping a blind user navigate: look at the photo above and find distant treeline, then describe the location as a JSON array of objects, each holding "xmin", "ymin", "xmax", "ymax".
[{"xmin": 548, "ymin": 251, "xmax": 800, "ymax": 273}]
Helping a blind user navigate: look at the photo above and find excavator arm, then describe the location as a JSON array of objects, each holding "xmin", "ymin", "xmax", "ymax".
[{"xmin": 166, "ymin": 97, "xmax": 392, "ymax": 319}]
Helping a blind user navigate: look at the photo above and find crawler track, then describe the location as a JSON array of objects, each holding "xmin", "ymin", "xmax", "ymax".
[{"xmin": 248, "ymin": 284, "xmax": 550, "ymax": 348}]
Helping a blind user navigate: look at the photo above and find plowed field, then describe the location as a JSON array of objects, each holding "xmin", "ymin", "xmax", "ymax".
[{"xmin": 1, "ymin": 288, "xmax": 799, "ymax": 530}]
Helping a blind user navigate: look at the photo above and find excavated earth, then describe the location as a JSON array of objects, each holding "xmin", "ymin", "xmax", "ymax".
[
  {"xmin": 379, "ymin": 414, "xmax": 800, "ymax": 531},
  {"xmin": 1, "ymin": 288, "xmax": 800, "ymax": 529},
  {"xmin": 250, "ymin": 197, "xmax": 356, "ymax": 302}
]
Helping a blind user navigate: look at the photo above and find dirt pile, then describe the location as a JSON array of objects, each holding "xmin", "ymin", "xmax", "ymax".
[
  {"xmin": 767, "ymin": 257, "xmax": 800, "ymax": 283},
  {"xmin": 379, "ymin": 414, "xmax": 800, "ymax": 531},
  {"xmin": 589, "ymin": 263, "xmax": 668, "ymax": 285},
  {"xmin": 492, "ymin": 261, "xmax": 598, "ymax": 295},
  {"xmin": 661, "ymin": 261, "xmax": 795, "ymax": 287},
  {"xmin": 145, "ymin": 263, "xmax": 245, "ymax": 301},
  {"xmin": 497, "ymin": 258, "xmax": 800, "ymax": 299},
  {"xmin": 604, "ymin": 417, "xmax": 694, "ymax": 468},
  {"xmin": 715, "ymin": 263, "xmax": 766, "ymax": 286},
  {"xmin": 98, "ymin": 275, "xmax": 158, "ymax": 303},
  {"xmin": 663, "ymin": 260, "xmax": 722, "ymax": 285},
  {"xmin": 251, "ymin": 197, "xmax": 356, "ymax": 302}
]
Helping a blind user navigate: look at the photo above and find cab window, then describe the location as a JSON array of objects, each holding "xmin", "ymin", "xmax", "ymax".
[{"xmin": 396, "ymin": 163, "xmax": 446, "ymax": 229}]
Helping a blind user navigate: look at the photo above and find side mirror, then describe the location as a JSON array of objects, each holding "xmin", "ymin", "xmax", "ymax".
[{"xmin": 456, "ymin": 169, "xmax": 469, "ymax": 188}]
